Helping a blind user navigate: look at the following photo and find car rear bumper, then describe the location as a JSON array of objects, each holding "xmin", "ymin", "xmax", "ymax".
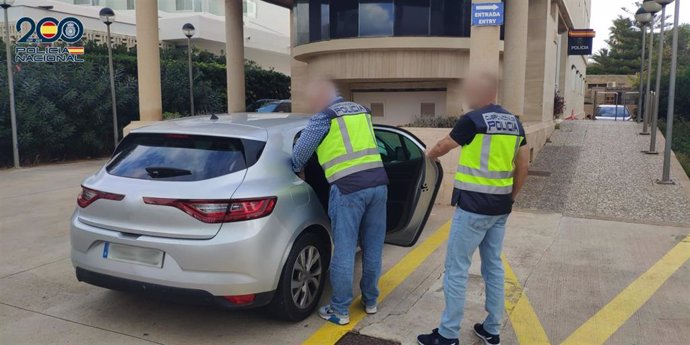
[
  {"xmin": 70, "ymin": 212, "xmax": 293, "ymax": 298},
  {"xmin": 75, "ymin": 267, "xmax": 274, "ymax": 309}
]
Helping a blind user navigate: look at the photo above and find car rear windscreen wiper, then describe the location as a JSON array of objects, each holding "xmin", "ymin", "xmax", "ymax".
[{"xmin": 145, "ymin": 167, "xmax": 192, "ymax": 178}]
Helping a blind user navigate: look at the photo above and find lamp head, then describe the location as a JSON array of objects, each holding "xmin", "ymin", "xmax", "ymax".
[
  {"xmin": 182, "ymin": 23, "xmax": 196, "ymax": 38},
  {"xmin": 99, "ymin": 7, "xmax": 115, "ymax": 25},
  {"xmin": 1, "ymin": 0, "xmax": 15, "ymax": 8},
  {"xmin": 642, "ymin": 0, "xmax": 663, "ymax": 13},
  {"xmin": 654, "ymin": 0, "xmax": 674, "ymax": 6},
  {"xmin": 635, "ymin": 7, "xmax": 653, "ymax": 25}
]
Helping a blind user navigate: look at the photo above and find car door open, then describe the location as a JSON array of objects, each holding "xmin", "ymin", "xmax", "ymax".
[{"xmin": 373, "ymin": 126, "xmax": 443, "ymax": 247}]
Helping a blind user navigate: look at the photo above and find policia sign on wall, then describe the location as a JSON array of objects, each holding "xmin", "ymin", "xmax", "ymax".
[{"xmin": 568, "ymin": 29, "xmax": 596, "ymax": 55}]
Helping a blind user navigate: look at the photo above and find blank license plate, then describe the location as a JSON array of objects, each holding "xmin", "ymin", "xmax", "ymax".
[{"xmin": 103, "ymin": 242, "xmax": 164, "ymax": 268}]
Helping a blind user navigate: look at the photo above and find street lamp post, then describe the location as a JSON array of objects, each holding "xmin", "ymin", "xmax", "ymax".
[
  {"xmin": 644, "ymin": 0, "xmax": 668, "ymax": 154},
  {"xmin": 99, "ymin": 7, "xmax": 118, "ymax": 147},
  {"xmin": 635, "ymin": 8, "xmax": 652, "ymax": 124},
  {"xmin": 2, "ymin": 0, "xmax": 19, "ymax": 168},
  {"xmin": 659, "ymin": 0, "xmax": 681, "ymax": 184},
  {"xmin": 183, "ymin": 23, "xmax": 195, "ymax": 116}
]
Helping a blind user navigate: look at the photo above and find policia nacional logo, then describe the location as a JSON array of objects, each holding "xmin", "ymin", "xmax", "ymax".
[{"xmin": 14, "ymin": 17, "xmax": 85, "ymax": 62}]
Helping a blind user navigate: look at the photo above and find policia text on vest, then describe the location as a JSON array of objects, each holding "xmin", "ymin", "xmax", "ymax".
[{"xmin": 455, "ymin": 112, "xmax": 525, "ymax": 195}]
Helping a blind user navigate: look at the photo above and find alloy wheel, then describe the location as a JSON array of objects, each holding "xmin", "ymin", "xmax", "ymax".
[{"xmin": 290, "ymin": 245, "xmax": 322, "ymax": 309}]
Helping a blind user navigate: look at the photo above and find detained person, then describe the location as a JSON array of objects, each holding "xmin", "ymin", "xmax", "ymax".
[
  {"xmin": 417, "ymin": 73, "xmax": 530, "ymax": 345},
  {"xmin": 291, "ymin": 78, "xmax": 389, "ymax": 326}
]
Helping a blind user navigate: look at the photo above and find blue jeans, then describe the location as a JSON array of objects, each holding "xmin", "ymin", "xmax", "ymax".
[
  {"xmin": 327, "ymin": 184, "xmax": 388, "ymax": 315},
  {"xmin": 438, "ymin": 207, "xmax": 509, "ymax": 339}
]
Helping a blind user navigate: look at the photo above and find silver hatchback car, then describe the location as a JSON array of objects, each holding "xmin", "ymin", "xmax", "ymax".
[{"xmin": 71, "ymin": 113, "xmax": 442, "ymax": 321}]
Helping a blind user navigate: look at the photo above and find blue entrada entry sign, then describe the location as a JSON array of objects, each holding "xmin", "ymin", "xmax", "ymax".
[{"xmin": 471, "ymin": 2, "xmax": 505, "ymax": 26}]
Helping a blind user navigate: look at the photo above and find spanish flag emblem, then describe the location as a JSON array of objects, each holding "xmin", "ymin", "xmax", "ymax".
[
  {"xmin": 40, "ymin": 22, "xmax": 58, "ymax": 39},
  {"xmin": 67, "ymin": 47, "xmax": 85, "ymax": 55}
]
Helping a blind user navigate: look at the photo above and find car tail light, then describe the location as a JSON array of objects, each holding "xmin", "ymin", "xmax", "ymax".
[
  {"xmin": 77, "ymin": 186, "xmax": 125, "ymax": 208},
  {"xmin": 223, "ymin": 294, "xmax": 256, "ymax": 305},
  {"xmin": 143, "ymin": 197, "xmax": 277, "ymax": 223}
]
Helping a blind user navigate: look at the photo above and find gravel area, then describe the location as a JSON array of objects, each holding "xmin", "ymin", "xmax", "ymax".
[{"xmin": 515, "ymin": 121, "xmax": 690, "ymax": 225}]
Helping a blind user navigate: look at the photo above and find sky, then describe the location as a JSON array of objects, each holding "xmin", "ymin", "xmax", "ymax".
[{"xmin": 591, "ymin": 0, "xmax": 690, "ymax": 53}]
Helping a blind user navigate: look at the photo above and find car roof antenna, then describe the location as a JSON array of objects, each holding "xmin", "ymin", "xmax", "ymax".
[{"xmin": 210, "ymin": 113, "xmax": 219, "ymax": 120}]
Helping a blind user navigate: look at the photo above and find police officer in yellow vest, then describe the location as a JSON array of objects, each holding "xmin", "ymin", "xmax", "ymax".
[
  {"xmin": 418, "ymin": 74, "xmax": 530, "ymax": 345},
  {"xmin": 292, "ymin": 78, "xmax": 388, "ymax": 326}
]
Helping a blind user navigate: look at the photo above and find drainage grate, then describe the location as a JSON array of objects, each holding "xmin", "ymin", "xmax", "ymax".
[
  {"xmin": 528, "ymin": 170, "xmax": 552, "ymax": 177},
  {"xmin": 336, "ymin": 332, "xmax": 400, "ymax": 345}
]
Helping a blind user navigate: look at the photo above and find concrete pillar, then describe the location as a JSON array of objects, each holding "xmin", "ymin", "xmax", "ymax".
[
  {"xmin": 289, "ymin": 9, "xmax": 310, "ymax": 113},
  {"xmin": 446, "ymin": 79, "xmax": 463, "ymax": 116},
  {"xmin": 502, "ymin": 0, "xmax": 529, "ymax": 117},
  {"xmin": 135, "ymin": 0, "xmax": 162, "ymax": 121},
  {"xmin": 469, "ymin": 0, "xmax": 501, "ymax": 77},
  {"xmin": 225, "ymin": 0, "xmax": 246, "ymax": 112},
  {"xmin": 524, "ymin": 0, "xmax": 550, "ymax": 122}
]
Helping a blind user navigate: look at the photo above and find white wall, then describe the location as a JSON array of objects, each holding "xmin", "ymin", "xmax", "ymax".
[{"xmin": 352, "ymin": 91, "xmax": 447, "ymax": 126}]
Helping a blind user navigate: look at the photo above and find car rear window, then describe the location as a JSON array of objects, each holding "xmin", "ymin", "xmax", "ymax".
[{"xmin": 106, "ymin": 133, "xmax": 265, "ymax": 181}]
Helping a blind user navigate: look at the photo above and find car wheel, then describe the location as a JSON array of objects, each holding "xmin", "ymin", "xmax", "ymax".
[{"xmin": 268, "ymin": 232, "xmax": 328, "ymax": 321}]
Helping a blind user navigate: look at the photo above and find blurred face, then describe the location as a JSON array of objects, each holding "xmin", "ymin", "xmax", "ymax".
[
  {"xmin": 306, "ymin": 80, "xmax": 337, "ymax": 113},
  {"xmin": 462, "ymin": 74, "xmax": 498, "ymax": 111}
]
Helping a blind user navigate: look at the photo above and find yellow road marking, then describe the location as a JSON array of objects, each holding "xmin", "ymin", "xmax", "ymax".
[
  {"xmin": 302, "ymin": 219, "xmax": 553, "ymax": 345},
  {"xmin": 561, "ymin": 234, "xmax": 690, "ymax": 345},
  {"xmin": 503, "ymin": 254, "xmax": 552, "ymax": 345},
  {"xmin": 302, "ymin": 221, "xmax": 451, "ymax": 345}
]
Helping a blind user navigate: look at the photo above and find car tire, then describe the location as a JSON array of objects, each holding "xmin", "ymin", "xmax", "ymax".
[{"xmin": 268, "ymin": 232, "xmax": 329, "ymax": 321}]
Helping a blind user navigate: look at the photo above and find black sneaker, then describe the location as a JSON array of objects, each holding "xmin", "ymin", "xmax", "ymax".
[
  {"xmin": 473, "ymin": 324, "xmax": 500, "ymax": 345},
  {"xmin": 417, "ymin": 328, "xmax": 459, "ymax": 345}
]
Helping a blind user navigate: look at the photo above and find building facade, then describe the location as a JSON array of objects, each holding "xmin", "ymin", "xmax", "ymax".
[
  {"xmin": 276, "ymin": 0, "xmax": 591, "ymax": 128},
  {"xmin": 7, "ymin": 0, "xmax": 292, "ymax": 74}
]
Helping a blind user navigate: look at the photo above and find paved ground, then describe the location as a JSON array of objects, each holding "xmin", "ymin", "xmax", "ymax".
[
  {"xmin": 1, "ymin": 121, "xmax": 690, "ymax": 345},
  {"xmin": 516, "ymin": 121, "xmax": 690, "ymax": 225}
]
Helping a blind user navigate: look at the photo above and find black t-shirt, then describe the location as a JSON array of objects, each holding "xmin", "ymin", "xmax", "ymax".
[{"xmin": 449, "ymin": 104, "xmax": 526, "ymax": 215}]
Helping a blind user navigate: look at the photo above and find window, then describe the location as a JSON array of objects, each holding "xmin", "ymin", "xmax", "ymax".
[
  {"xmin": 331, "ymin": 0, "xmax": 359, "ymax": 38},
  {"xmin": 395, "ymin": 0, "xmax": 430, "ymax": 35},
  {"xmin": 359, "ymin": 1, "xmax": 395, "ymax": 37},
  {"xmin": 293, "ymin": 0, "xmax": 477, "ymax": 45},
  {"xmin": 107, "ymin": 133, "xmax": 265, "ymax": 182},
  {"xmin": 244, "ymin": 0, "xmax": 258, "ymax": 18},
  {"xmin": 370, "ymin": 102, "xmax": 385, "ymax": 117},
  {"xmin": 375, "ymin": 130, "xmax": 422, "ymax": 163},
  {"xmin": 295, "ymin": 0, "xmax": 310, "ymax": 45},
  {"xmin": 321, "ymin": 1, "xmax": 330, "ymax": 39},
  {"xmin": 430, "ymin": 0, "xmax": 472, "ymax": 37},
  {"xmin": 176, "ymin": 0, "xmax": 201, "ymax": 11},
  {"xmin": 420, "ymin": 103, "xmax": 435, "ymax": 117}
]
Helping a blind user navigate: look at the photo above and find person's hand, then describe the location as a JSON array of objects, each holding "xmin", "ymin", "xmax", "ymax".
[
  {"xmin": 297, "ymin": 170, "xmax": 306, "ymax": 181},
  {"xmin": 424, "ymin": 149, "xmax": 439, "ymax": 162}
]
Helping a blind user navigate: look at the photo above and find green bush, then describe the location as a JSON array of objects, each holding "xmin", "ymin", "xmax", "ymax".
[
  {"xmin": 660, "ymin": 119, "xmax": 690, "ymax": 177},
  {"xmin": 404, "ymin": 116, "xmax": 459, "ymax": 128},
  {"xmin": 0, "ymin": 40, "xmax": 291, "ymax": 167}
]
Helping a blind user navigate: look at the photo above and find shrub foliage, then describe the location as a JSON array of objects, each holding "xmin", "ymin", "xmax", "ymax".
[{"xmin": 0, "ymin": 40, "xmax": 290, "ymax": 166}]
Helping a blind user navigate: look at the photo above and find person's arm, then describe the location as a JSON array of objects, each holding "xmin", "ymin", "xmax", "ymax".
[
  {"xmin": 426, "ymin": 115, "xmax": 475, "ymax": 160},
  {"xmin": 426, "ymin": 135, "xmax": 460, "ymax": 160},
  {"xmin": 291, "ymin": 112, "xmax": 330, "ymax": 174},
  {"xmin": 512, "ymin": 145, "xmax": 530, "ymax": 201}
]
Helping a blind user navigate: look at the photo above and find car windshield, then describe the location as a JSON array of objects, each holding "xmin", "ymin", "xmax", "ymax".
[
  {"xmin": 106, "ymin": 133, "xmax": 264, "ymax": 181},
  {"xmin": 596, "ymin": 106, "xmax": 629, "ymax": 117},
  {"xmin": 257, "ymin": 102, "xmax": 280, "ymax": 113}
]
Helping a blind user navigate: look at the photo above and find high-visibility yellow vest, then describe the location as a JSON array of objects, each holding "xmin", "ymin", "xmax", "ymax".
[
  {"xmin": 455, "ymin": 112, "xmax": 524, "ymax": 195},
  {"xmin": 316, "ymin": 102, "xmax": 384, "ymax": 183}
]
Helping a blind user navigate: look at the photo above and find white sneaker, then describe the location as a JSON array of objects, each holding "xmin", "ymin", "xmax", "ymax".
[
  {"xmin": 361, "ymin": 299, "xmax": 378, "ymax": 314},
  {"xmin": 318, "ymin": 305, "xmax": 350, "ymax": 325}
]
